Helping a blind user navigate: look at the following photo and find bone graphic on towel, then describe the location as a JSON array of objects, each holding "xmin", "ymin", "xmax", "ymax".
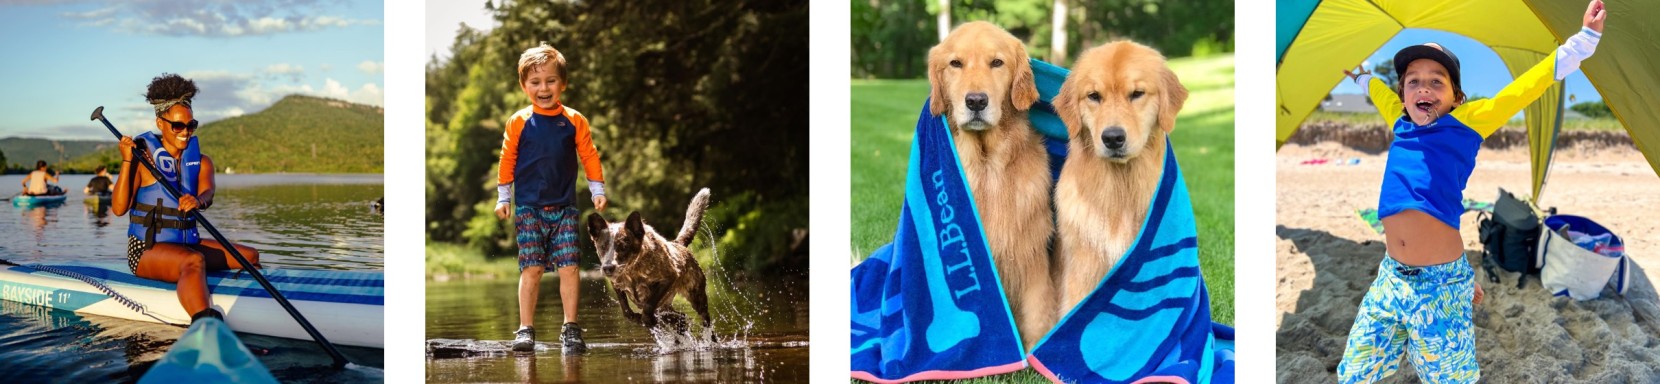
[
  {"xmin": 909, "ymin": 161, "xmax": 982, "ymax": 352},
  {"xmin": 1079, "ymin": 240, "xmax": 1201, "ymax": 381}
]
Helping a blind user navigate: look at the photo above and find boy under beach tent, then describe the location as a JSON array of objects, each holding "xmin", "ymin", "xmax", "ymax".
[{"xmin": 1277, "ymin": 0, "xmax": 1660, "ymax": 201}]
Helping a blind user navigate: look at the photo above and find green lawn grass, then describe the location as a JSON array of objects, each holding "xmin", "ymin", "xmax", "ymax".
[{"xmin": 849, "ymin": 54, "xmax": 1235, "ymax": 384}]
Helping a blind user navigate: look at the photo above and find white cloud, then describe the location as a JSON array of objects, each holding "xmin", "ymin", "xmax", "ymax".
[
  {"xmin": 348, "ymin": 82, "xmax": 383, "ymax": 106},
  {"xmin": 356, "ymin": 60, "xmax": 383, "ymax": 75},
  {"xmin": 247, "ymin": 17, "xmax": 290, "ymax": 35},
  {"xmin": 60, "ymin": 6, "xmax": 115, "ymax": 19},
  {"xmin": 263, "ymin": 63, "xmax": 305, "ymax": 83},
  {"xmin": 321, "ymin": 78, "xmax": 349, "ymax": 98},
  {"xmin": 180, "ymin": 71, "xmax": 384, "ymax": 116},
  {"xmin": 265, "ymin": 63, "xmax": 303, "ymax": 74},
  {"xmin": 56, "ymin": 1, "xmax": 380, "ymax": 37}
]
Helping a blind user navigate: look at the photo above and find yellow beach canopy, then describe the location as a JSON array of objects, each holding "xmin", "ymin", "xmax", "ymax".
[{"xmin": 1276, "ymin": 0, "xmax": 1660, "ymax": 201}]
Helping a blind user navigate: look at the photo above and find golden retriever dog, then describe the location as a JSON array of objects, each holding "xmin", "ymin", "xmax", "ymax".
[
  {"xmin": 928, "ymin": 21, "xmax": 1055, "ymax": 351},
  {"xmin": 1051, "ymin": 41, "xmax": 1188, "ymax": 316}
]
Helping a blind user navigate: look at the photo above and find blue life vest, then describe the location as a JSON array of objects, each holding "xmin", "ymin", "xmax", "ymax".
[{"xmin": 128, "ymin": 131, "xmax": 201, "ymax": 245}]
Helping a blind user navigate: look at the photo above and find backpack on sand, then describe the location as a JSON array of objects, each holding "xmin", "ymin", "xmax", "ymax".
[{"xmin": 1477, "ymin": 188, "xmax": 1543, "ymax": 288}]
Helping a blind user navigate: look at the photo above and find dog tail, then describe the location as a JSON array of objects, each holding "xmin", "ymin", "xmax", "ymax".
[{"xmin": 675, "ymin": 188, "xmax": 712, "ymax": 246}]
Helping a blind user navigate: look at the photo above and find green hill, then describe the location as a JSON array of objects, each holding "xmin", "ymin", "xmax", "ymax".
[
  {"xmin": 64, "ymin": 95, "xmax": 383, "ymax": 174},
  {"xmin": 0, "ymin": 138, "xmax": 114, "ymax": 172}
]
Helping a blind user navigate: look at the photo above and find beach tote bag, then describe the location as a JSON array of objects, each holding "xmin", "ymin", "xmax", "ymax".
[{"xmin": 1538, "ymin": 215, "xmax": 1631, "ymax": 300}]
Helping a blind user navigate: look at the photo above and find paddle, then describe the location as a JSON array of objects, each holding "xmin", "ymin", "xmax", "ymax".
[{"xmin": 90, "ymin": 106, "xmax": 350, "ymax": 368}]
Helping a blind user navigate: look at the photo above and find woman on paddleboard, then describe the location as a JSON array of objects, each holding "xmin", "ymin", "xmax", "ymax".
[{"xmin": 111, "ymin": 73, "xmax": 260, "ymax": 323}]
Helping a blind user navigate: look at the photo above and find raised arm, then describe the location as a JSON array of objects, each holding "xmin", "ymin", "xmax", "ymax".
[
  {"xmin": 1344, "ymin": 66, "xmax": 1404, "ymax": 123},
  {"xmin": 1365, "ymin": 76, "xmax": 1403, "ymax": 124},
  {"xmin": 1455, "ymin": 0, "xmax": 1604, "ymax": 137}
]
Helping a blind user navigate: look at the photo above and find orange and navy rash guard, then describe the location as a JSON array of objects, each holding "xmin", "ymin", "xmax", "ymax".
[{"xmin": 498, "ymin": 103, "xmax": 604, "ymax": 207}]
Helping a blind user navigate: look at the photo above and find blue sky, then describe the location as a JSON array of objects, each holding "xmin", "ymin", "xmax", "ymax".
[
  {"xmin": 0, "ymin": 0, "xmax": 383, "ymax": 141},
  {"xmin": 1328, "ymin": 29, "xmax": 1602, "ymax": 106}
]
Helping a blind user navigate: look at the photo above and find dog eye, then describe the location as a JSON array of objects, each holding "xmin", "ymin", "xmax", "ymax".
[
  {"xmin": 1087, "ymin": 91, "xmax": 1101, "ymax": 102},
  {"xmin": 949, "ymin": 59, "xmax": 962, "ymax": 68},
  {"xmin": 1129, "ymin": 90, "xmax": 1146, "ymax": 100},
  {"xmin": 990, "ymin": 59, "xmax": 1004, "ymax": 68}
]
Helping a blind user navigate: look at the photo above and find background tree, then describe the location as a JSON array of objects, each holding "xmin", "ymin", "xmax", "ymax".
[
  {"xmin": 427, "ymin": 0, "xmax": 809, "ymax": 277},
  {"xmin": 1372, "ymin": 60, "xmax": 1398, "ymax": 89},
  {"xmin": 851, "ymin": 0, "xmax": 1234, "ymax": 78},
  {"xmin": 1571, "ymin": 100, "xmax": 1613, "ymax": 119}
]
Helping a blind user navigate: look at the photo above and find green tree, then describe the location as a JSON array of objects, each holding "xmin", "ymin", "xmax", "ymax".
[
  {"xmin": 1372, "ymin": 60, "xmax": 1397, "ymax": 89},
  {"xmin": 851, "ymin": 0, "xmax": 1233, "ymax": 78},
  {"xmin": 427, "ymin": 0, "xmax": 809, "ymax": 276},
  {"xmin": 1570, "ymin": 100, "xmax": 1612, "ymax": 119}
]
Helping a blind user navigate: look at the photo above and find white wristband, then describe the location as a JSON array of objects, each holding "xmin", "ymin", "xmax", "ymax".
[
  {"xmin": 1354, "ymin": 73, "xmax": 1374, "ymax": 88},
  {"xmin": 588, "ymin": 180, "xmax": 605, "ymax": 197},
  {"xmin": 497, "ymin": 184, "xmax": 512, "ymax": 204}
]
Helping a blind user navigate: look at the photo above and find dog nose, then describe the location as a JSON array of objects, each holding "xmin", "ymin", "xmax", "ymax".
[
  {"xmin": 602, "ymin": 265, "xmax": 616, "ymax": 276},
  {"xmin": 1101, "ymin": 127, "xmax": 1127, "ymax": 149},
  {"xmin": 965, "ymin": 92, "xmax": 989, "ymax": 112}
]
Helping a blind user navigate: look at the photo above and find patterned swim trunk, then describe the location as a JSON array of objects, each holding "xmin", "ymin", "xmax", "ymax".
[
  {"xmin": 515, "ymin": 205, "xmax": 582, "ymax": 272},
  {"xmin": 1338, "ymin": 254, "xmax": 1479, "ymax": 383}
]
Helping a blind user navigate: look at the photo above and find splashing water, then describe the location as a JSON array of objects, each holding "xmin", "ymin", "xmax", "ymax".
[{"xmin": 426, "ymin": 214, "xmax": 809, "ymax": 382}]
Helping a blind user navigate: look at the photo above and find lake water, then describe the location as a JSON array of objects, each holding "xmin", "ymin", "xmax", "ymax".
[
  {"xmin": 426, "ymin": 261, "xmax": 810, "ymax": 382},
  {"xmin": 0, "ymin": 174, "xmax": 384, "ymax": 382}
]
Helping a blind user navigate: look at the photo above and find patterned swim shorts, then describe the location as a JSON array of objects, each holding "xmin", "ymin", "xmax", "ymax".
[
  {"xmin": 1338, "ymin": 254, "xmax": 1479, "ymax": 383},
  {"xmin": 515, "ymin": 205, "xmax": 582, "ymax": 272}
]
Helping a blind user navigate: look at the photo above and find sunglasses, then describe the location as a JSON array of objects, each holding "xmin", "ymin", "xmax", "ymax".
[{"xmin": 159, "ymin": 117, "xmax": 199, "ymax": 131}]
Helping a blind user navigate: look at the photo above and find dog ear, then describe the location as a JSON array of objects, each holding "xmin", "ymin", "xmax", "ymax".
[
  {"xmin": 1157, "ymin": 65, "xmax": 1188, "ymax": 133},
  {"xmin": 586, "ymin": 213, "xmax": 609, "ymax": 236},
  {"xmin": 625, "ymin": 211, "xmax": 645, "ymax": 236},
  {"xmin": 927, "ymin": 44, "xmax": 950, "ymax": 117},
  {"xmin": 1009, "ymin": 45, "xmax": 1039, "ymax": 112},
  {"xmin": 1053, "ymin": 73, "xmax": 1085, "ymax": 145}
]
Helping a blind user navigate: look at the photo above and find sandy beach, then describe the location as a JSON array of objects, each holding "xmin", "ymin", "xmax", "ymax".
[{"xmin": 1277, "ymin": 141, "xmax": 1660, "ymax": 382}]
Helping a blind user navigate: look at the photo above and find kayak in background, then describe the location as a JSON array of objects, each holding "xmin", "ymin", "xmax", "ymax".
[
  {"xmin": 12, "ymin": 192, "xmax": 68, "ymax": 207},
  {"xmin": 84, "ymin": 193, "xmax": 113, "ymax": 207},
  {"xmin": 137, "ymin": 317, "xmax": 278, "ymax": 384}
]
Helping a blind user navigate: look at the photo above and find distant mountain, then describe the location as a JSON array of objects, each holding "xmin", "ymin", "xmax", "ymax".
[
  {"xmin": 0, "ymin": 138, "xmax": 114, "ymax": 171},
  {"xmin": 63, "ymin": 95, "xmax": 383, "ymax": 174}
]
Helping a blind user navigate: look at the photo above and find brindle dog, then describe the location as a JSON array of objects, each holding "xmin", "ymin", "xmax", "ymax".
[{"xmin": 587, "ymin": 188, "xmax": 713, "ymax": 340}]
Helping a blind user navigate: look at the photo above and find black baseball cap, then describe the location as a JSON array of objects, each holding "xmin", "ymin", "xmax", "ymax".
[{"xmin": 1393, "ymin": 43, "xmax": 1461, "ymax": 92}]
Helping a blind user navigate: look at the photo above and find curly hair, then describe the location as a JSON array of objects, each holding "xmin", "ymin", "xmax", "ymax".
[{"xmin": 145, "ymin": 73, "xmax": 197, "ymax": 115}]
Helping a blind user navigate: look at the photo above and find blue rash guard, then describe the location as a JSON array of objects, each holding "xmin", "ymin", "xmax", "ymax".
[
  {"xmin": 1377, "ymin": 115, "xmax": 1483, "ymax": 229},
  {"xmin": 496, "ymin": 104, "xmax": 606, "ymax": 208},
  {"xmin": 1363, "ymin": 28, "xmax": 1600, "ymax": 229}
]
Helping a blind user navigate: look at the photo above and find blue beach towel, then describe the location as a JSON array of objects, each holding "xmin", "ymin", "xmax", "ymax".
[
  {"xmin": 1028, "ymin": 143, "xmax": 1233, "ymax": 384},
  {"xmin": 850, "ymin": 59, "xmax": 1233, "ymax": 383}
]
